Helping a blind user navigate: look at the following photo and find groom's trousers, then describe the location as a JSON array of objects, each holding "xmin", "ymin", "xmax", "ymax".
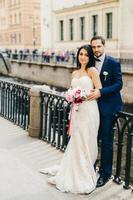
[{"xmin": 98, "ymin": 115, "xmax": 115, "ymax": 178}]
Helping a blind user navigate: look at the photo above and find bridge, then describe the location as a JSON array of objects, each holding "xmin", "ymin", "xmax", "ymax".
[{"xmin": 0, "ymin": 53, "xmax": 11, "ymax": 75}]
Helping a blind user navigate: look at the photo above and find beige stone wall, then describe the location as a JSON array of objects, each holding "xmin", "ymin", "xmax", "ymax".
[
  {"xmin": 41, "ymin": 0, "xmax": 133, "ymax": 59},
  {"xmin": 48, "ymin": 0, "xmax": 120, "ymax": 56},
  {"xmin": 7, "ymin": 60, "xmax": 133, "ymax": 104},
  {"xmin": 9, "ymin": 60, "xmax": 73, "ymax": 89},
  {"xmin": 121, "ymin": 73, "xmax": 133, "ymax": 104},
  {"xmin": 118, "ymin": 0, "xmax": 133, "ymax": 58},
  {"xmin": 0, "ymin": 0, "xmax": 41, "ymax": 50}
]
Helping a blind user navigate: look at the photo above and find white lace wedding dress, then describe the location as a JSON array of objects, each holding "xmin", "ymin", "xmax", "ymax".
[{"xmin": 40, "ymin": 76, "xmax": 100, "ymax": 194}]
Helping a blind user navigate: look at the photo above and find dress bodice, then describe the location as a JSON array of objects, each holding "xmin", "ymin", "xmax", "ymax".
[{"xmin": 71, "ymin": 76, "xmax": 94, "ymax": 91}]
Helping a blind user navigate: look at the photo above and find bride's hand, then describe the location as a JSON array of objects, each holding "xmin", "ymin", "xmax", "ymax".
[{"xmin": 88, "ymin": 89, "xmax": 101, "ymax": 100}]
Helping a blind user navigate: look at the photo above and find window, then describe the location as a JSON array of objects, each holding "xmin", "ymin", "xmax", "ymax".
[
  {"xmin": 11, "ymin": 33, "xmax": 16, "ymax": 44},
  {"xmin": 9, "ymin": 0, "xmax": 12, "ymax": 6},
  {"xmin": 80, "ymin": 17, "xmax": 85, "ymax": 40},
  {"xmin": 10, "ymin": 15, "xmax": 12, "ymax": 25},
  {"xmin": 92, "ymin": 15, "xmax": 98, "ymax": 36},
  {"xmin": 69, "ymin": 19, "xmax": 74, "ymax": 40},
  {"xmin": 10, "ymin": 34, "xmax": 13, "ymax": 44},
  {"xmin": 19, "ymin": 13, "xmax": 21, "ymax": 24},
  {"xmin": 14, "ymin": 13, "xmax": 17, "ymax": 24},
  {"xmin": 106, "ymin": 13, "xmax": 112, "ymax": 39},
  {"xmin": 3, "ymin": 0, "xmax": 5, "ymax": 7},
  {"xmin": 19, "ymin": 33, "xmax": 21, "ymax": 43},
  {"xmin": 13, "ymin": 33, "xmax": 16, "ymax": 44},
  {"xmin": 60, "ymin": 20, "xmax": 64, "ymax": 41}
]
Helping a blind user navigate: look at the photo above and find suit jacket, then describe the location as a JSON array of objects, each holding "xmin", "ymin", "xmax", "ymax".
[{"xmin": 98, "ymin": 55, "xmax": 123, "ymax": 116}]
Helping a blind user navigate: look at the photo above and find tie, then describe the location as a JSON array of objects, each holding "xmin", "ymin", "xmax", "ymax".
[{"xmin": 94, "ymin": 57, "xmax": 101, "ymax": 62}]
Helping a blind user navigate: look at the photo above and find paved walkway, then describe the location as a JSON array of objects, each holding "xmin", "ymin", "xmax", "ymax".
[{"xmin": 0, "ymin": 117, "xmax": 132, "ymax": 200}]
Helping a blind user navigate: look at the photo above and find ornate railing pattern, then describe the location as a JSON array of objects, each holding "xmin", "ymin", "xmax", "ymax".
[
  {"xmin": 39, "ymin": 91, "xmax": 70, "ymax": 151},
  {"xmin": 40, "ymin": 91, "xmax": 133, "ymax": 190},
  {"xmin": 113, "ymin": 112, "xmax": 133, "ymax": 189},
  {"xmin": 0, "ymin": 80, "xmax": 30, "ymax": 130}
]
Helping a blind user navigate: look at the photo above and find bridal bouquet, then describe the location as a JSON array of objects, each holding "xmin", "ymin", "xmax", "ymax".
[{"xmin": 66, "ymin": 87, "xmax": 89, "ymax": 111}]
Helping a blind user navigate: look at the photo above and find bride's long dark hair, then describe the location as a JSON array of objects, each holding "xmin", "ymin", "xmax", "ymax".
[{"xmin": 76, "ymin": 45, "xmax": 95, "ymax": 69}]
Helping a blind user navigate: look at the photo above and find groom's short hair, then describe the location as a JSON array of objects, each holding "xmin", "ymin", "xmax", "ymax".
[{"xmin": 91, "ymin": 36, "xmax": 105, "ymax": 46}]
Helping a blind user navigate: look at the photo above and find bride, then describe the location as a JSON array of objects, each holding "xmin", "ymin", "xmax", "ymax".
[{"xmin": 40, "ymin": 45, "xmax": 102, "ymax": 194}]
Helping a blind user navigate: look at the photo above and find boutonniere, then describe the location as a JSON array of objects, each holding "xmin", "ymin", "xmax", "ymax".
[{"xmin": 103, "ymin": 71, "xmax": 108, "ymax": 81}]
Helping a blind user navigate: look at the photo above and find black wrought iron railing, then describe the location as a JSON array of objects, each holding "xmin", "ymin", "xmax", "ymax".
[
  {"xmin": 113, "ymin": 111, "xmax": 133, "ymax": 189},
  {"xmin": 0, "ymin": 80, "xmax": 30, "ymax": 130},
  {"xmin": 39, "ymin": 91, "xmax": 70, "ymax": 151},
  {"xmin": 40, "ymin": 91, "xmax": 133, "ymax": 190}
]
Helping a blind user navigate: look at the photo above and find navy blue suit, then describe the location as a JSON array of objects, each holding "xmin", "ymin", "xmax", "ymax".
[{"xmin": 98, "ymin": 55, "xmax": 123, "ymax": 178}]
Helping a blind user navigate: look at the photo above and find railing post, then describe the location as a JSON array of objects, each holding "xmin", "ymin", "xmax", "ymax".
[
  {"xmin": 113, "ymin": 112, "xmax": 133, "ymax": 189},
  {"xmin": 28, "ymin": 86, "xmax": 41, "ymax": 137},
  {"xmin": 113, "ymin": 122, "xmax": 124, "ymax": 184},
  {"xmin": 123, "ymin": 121, "xmax": 133, "ymax": 189}
]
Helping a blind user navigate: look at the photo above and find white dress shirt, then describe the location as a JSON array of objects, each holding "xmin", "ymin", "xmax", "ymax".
[{"xmin": 95, "ymin": 53, "xmax": 106, "ymax": 73}]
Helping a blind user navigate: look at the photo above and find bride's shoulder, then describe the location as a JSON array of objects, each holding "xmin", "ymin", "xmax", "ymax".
[
  {"xmin": 87, "ymin": 66, "xmax": 97, "ymax": 72},
  {"xmin": 72, "ymin": 70, "xmax": 79, "ymax": 78},
  {"xmin": 87, "ymin": 67, "xmax": 98, "ymax": 75}
]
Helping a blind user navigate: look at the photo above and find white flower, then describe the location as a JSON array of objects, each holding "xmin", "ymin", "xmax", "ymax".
[{"xmin": 103, "ymin": 71, "xmax": 108, "ymax": 81}]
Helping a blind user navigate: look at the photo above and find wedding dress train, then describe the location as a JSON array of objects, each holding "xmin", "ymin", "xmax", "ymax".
[{"xmin": 40, "ymin": 76, "xmax": 100, "ymax": 194}]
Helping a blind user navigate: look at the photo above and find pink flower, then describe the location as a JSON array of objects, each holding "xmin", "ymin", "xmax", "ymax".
[
  {"xmin": 66, "ymin": 88, "xmax": 75, "ymax": 102},
  {"xmin": 66, "ymin": 87, "xmax": 88, "ymax": 110}
]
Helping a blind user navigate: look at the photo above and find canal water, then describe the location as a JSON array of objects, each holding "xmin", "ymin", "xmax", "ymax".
[{"xmin": 0, "ymin": 75, "xmax": 132, "ymax": 114}]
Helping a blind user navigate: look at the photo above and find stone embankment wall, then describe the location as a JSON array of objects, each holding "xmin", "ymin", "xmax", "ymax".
[
  {"xmin": 10, "ymin": 60, "xmax": 72, "ymax": 89},
  {"xmin": 7, "ymin": 60, "xmax": 133, "ymax": 104}
]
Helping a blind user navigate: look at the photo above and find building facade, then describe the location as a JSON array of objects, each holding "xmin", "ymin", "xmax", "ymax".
[
  {"xmin": 0, "ymin": 0, "xmax": 41, "ymax": 50},
  {"xmin": 41, "ymin": 0, "xmax": 133, "ymax": 58}
]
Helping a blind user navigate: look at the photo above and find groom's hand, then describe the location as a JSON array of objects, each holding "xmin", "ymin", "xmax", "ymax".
[{"xmin": 88, "ymin": 89, "xmax": 101, "ymax": 100}]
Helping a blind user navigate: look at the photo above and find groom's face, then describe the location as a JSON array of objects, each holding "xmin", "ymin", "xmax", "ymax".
[{"xmin": 91, "ymin": 39, "xmax": 105, "ymax": 58}]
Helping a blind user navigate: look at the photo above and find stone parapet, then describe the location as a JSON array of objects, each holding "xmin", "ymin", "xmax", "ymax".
[
  {"xmin": 8, "ymin": 60, "xmax": 133, "ymax": 104},
  {"xmin": 28, "ymin": 85, "xmax": 51, "ymax": 138},
  {"xmin": 28, "ymin": 86, "xmax": 41, "ymax": 137},
  {"xmin": 9, "ymin": 60, "xmax": 73, "ymax": 89},
  {"xmin": 121, "ymin": 73, "xmax": 133, "ymax": 104}
]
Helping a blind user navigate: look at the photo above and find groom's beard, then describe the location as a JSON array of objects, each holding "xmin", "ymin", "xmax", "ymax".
[{"xmin": 94, "ymin": 53, "xmax": 104, "ymax": 58}]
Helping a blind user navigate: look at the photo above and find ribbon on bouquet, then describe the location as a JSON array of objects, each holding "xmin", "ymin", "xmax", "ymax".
[
  {"xmin": 67, "ymin": 103, "xmax": 78, "ymax": 136},
  {"xmin": 67, "ymin": 106, "xmax": 73, "ymax": 136}
]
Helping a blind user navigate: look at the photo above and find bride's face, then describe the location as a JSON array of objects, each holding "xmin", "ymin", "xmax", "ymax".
[{"xmin": 78, "ymin": 48, "xmax": 89, "ymax": 66}]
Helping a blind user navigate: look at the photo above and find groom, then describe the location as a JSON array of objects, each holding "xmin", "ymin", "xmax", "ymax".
[{"xmin": 89, "ymin": 36, "xmax": 123, "ymax": 187}]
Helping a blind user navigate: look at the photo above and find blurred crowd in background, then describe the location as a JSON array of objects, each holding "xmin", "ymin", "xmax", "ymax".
[{"xmin": 0, "ymin": 48, "xmax": 76, "ymax": 65}]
